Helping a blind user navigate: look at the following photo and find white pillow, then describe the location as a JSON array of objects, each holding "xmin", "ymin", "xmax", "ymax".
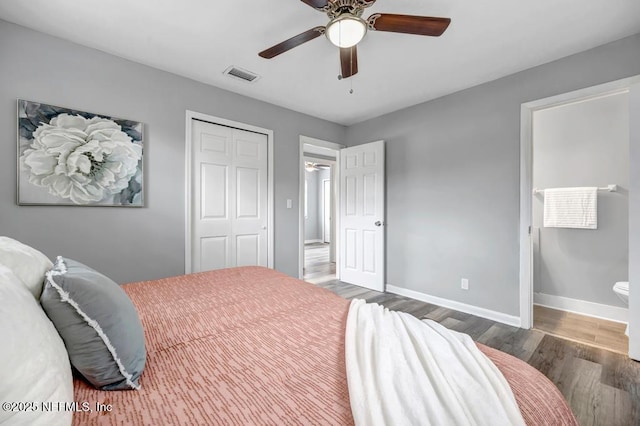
[
  {"xmin": 0, "ymin": 264, "xmax": 73, "ymax": 426},
  {"xmin": 0, "ymin": 236, "xmax": 53, "ymax": 299}
]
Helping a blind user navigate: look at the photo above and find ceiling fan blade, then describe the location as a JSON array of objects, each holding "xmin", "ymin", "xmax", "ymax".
[
  {"xmin": 259, "ymin": 27, "xmax": 325, "ymax": 59},
  {"xmin": 340, "ymin": 46, "xmax": 358, "ymax": 78},
  {"xmin": 300, "ymin": 0, "xmax": 329, "ymax": 11},
  {"xmin": 367, "ymin": 13, "xmax": 451, "ymax": 37}
]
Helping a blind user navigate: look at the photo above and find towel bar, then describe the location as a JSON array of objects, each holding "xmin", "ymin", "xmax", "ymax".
[{"xmin": 532, "ymin": 184, "xmax": 617, "ymax": 195}]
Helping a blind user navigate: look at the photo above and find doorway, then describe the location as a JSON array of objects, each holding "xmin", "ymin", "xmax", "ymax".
[
  {"xmin": 299, "ymin": 136, "xmax": 342, "ymax": 284},
  {"xmin": 519, "ymin": 77, "xmax": 639, "ymax": 355},
  {"xmin": 303, "ymin": 159, "xmax": 334, "ymax": 284},
  {"xmin": 299, "ymin": 136, "xmax": 387, "ymax": 292},
  {"xmin": 185, "ymin": 111, "xmax": 274, "ymax": 273}
]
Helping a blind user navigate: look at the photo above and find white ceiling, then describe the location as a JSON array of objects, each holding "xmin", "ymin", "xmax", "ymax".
[{"xmin": 1, "ymin": 1, "xmax": 639, "ymax": 126}]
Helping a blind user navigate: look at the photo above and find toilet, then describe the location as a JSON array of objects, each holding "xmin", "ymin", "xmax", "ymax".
[
  {"xmin": 613, "ymin": 281, "xmax": 629, "ymax": 304},
  {"xmin": 613, "ymin": 281, "xmax": 629, "ymax": 335}
]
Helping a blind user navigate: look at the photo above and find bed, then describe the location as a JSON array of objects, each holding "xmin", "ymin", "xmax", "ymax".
[
  {"xmin": 72, "ymin": 266, "xmax": 576, "ymax": 425},
  {"xmin": 0, "ymin": 235, "xmax": 577, "ymax": 425}
]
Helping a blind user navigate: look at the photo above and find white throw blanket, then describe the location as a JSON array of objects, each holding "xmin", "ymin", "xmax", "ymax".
[{"xmin": 345, "ymin": 299, "xmax": 525, "ymax": 426}]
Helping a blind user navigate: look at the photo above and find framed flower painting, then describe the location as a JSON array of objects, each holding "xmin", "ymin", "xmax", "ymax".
[{"xmin": 17, "ymin": 100, "xmax": 144, "ymax": 206}]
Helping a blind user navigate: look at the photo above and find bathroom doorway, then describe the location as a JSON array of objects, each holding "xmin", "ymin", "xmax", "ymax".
[{"xmin": 521, "ymin": 82, "xmax": 632, "ymax": 354}]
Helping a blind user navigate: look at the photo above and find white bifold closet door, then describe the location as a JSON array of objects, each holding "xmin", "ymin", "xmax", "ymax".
[{"xmin": 191, "ymin": 119, "xmax": 268, "ymax": 272}]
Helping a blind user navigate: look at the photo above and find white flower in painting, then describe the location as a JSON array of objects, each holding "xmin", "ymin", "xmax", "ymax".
[{"xmin": 21, "ymin": 114, "xmax": 142, "ymax": 204}]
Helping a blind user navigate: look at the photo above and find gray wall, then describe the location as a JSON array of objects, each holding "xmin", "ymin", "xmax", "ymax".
[
  {"xmin": 532, "ymin": 92, "xmax": 629, "ymax": 307},
  {"xmin": 346, "ymin": 34, "xmax": 640, "ymax": 316},
  {"xmin": 0, "ymin": 20, "xmax": 346, "ymax": 283},
  {"xmin": 629, "ymin": 83, "xmax": 640, "ymax": 360},
  {"xmin": 317, "ymin": 167, "xmax": 331, "ymax": 242},
  {"xmin": 304, "ymin": 168, "xmax": 331, "ymax": 242},
  {"xmin": 304, "ymin": 170, "xmax": 320, "ymax": 241}
]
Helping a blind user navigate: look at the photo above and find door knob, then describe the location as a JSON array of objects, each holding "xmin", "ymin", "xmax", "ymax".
[{"xmin": 374, "ymin": 221, "xmax": 383, "ymax": 227}]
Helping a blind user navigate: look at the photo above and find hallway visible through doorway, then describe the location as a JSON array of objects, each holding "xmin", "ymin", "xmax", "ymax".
[{"xmin": 303, "ymin": 242, "xmax": 335, "ymax": 284}]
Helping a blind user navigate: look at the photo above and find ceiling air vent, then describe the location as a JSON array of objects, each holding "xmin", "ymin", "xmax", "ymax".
[{"xmin": 223, "ymin": 66, "xmax": 260, "ymax": 83}]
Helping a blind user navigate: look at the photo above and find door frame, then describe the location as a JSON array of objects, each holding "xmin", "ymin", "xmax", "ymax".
[
  {"xmin": 185, "ymin": 110, "xmax": 274, "ymax": 273},
  {"xmin": 299, "ymin": 135, "xmax": 344, "ymax": 279},
  {"xmin": 519, "ymin": 76, "xmax": 640, "ymax": 329}
]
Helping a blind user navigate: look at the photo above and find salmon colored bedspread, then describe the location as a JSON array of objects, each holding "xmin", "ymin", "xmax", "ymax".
[{"xmin": 72, "ymin": 266, "xmax": 576, "ymax": 425}]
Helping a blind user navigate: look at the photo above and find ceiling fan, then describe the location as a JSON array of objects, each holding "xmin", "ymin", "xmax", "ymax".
[
  {"xmin": 258, "ymin": 0, "xmax": 451, "ymax": 79},
  {"xmin": 305, "ymin": 161, "xmax": 331, "ymax": 172}
]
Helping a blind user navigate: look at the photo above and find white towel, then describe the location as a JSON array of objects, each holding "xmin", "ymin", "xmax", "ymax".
[{"xmin": 543, "ymin": 187, "xmax": 597, "ymax": 229}]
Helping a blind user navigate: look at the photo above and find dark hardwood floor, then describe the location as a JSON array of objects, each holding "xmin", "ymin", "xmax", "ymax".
[{"xmin": 310, "ymin": 275, "xmax": 640, "ymax": 425}]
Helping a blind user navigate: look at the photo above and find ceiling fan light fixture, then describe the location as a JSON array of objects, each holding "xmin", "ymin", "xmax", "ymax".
[{"xmin": 325, "ymin": 14, "xmax": 367, "ymax": 48}]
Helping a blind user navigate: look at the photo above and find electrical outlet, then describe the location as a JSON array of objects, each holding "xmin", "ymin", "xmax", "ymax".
[{"xmin": 461, "ymin": 278, "xmax": 469, "ymax": 290}]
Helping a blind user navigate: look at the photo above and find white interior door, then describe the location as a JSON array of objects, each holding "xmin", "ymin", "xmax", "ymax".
[
  {"xmin": 339, "ymin": 140, "xmax": 385, "ymax": 291},
  {"xmin": 191, "ymin": 119, "xmax": 268, "ymax": 272},
  {"xmin": 323, "ymin": 179, "xmax": 331, "ymax": 243}
]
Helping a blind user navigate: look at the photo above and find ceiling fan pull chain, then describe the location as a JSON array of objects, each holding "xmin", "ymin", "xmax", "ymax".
[{"xmin": 349, "ymin": 77, "xmax": 354, "ymax": 94}]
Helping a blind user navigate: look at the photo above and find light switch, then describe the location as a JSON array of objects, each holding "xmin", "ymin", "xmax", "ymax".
[{"xmin": 286, "ymin": 199, "xmax": 292, "ymax": 209}]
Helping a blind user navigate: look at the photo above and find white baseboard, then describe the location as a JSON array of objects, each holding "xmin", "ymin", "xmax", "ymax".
[
  {"xmin": 534, "ymin": 292, "xmax": 628, "ymax": 323},
  {"xmin": 304, "ymin": 239, "xmax": 323, "ymax": 244},
  {"xmin": 386, "ymin": 285, "xmax": 521, "ymax": 328}
]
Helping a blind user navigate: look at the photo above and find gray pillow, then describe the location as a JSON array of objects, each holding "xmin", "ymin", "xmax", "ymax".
[{"xmin": 40, "ymin": 257, "xmax": 146, "ymax": 390}]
